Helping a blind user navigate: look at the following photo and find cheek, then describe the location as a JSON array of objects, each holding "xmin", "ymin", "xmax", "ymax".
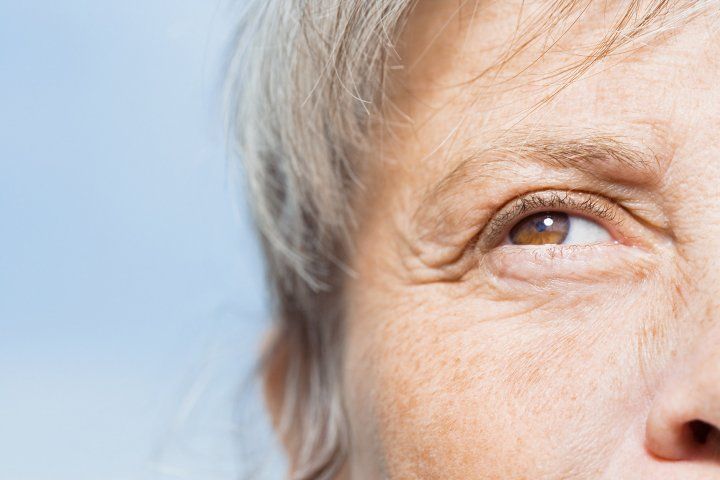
[{"xmin": 343, "ymin": 277, "xmax": 678, "ymax": 479}]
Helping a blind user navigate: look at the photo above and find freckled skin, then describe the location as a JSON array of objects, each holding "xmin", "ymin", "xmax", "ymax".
[{"xmin": 336, "ymin": 1, "xmax": 720, "ymax": 479}]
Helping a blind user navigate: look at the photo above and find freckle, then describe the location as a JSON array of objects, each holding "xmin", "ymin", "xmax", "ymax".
[{"xmin": 706, "ymin": 304, "xmax": 714, "ymax": 326}]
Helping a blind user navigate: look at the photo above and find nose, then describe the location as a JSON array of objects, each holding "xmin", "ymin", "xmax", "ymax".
[{"xmin": 645, "ymin": 328, "xmax": 720, "ymax": 461}]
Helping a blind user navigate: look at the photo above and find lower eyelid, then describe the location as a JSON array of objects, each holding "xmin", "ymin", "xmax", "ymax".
[{"xmin": 479, "ymin": 242, "xmax": 654, "ymax": 286}]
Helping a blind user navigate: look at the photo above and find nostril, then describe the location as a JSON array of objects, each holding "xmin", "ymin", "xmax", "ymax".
[{"xmin": 688, "ymin": 420, "xmax": 713, "ymax": 445}]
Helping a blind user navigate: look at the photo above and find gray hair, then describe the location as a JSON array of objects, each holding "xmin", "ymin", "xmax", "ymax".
[
  {"xmin": 226, "ymin": 1, "xmax": 416, "ymax": 478},
  {"xmin": 225, "ymin": 1, "xmax": 715, "ymax": 478}
]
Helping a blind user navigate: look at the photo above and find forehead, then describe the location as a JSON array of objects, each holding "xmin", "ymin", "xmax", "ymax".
[{"xmin": 388, "ymin": 0, "xmax": 719, "ymax": 158}]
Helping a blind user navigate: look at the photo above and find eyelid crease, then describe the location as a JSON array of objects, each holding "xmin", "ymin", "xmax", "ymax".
[{"xmin": 478, "ymin": 190, "xmax": 624, "ymax": 250}]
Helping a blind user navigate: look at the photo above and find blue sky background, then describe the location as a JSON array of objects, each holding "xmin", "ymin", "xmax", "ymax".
[{"xmin": 0, "ymin": 1, "xmax": 283, "ymax": 478}]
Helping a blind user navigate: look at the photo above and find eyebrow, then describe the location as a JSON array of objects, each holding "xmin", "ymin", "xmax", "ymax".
[{"xmin": 423, "ymin": 133, "xmax": 665, "ymax": 208}]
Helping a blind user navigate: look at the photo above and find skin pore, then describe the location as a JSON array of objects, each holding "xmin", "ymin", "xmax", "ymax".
[{"xmin": 336, "ymin": 1, "xmax": 720, "ymax": 479}]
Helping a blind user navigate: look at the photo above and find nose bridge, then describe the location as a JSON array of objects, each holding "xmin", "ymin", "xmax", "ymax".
[
  {"xmin": 674, "ymin": 186, "xmax": 720, "ymax": 332},
  {"xmin": 641, "ymin": 155, "xmax": 720, "ymax": 462},
  {"xmin": 701, "ymin": 285, "xmax": 720, "ymax": 332},
  {"xmin": 682, "ymin": 324, "xmax": 720, "ymax": 400},
  {"xmin": 670, "ymin": 83, "xmax": 720, "ymax": 323},
  {"xmin": 687, "ymin": 237, "xmax": 720, "ymax": 331}
]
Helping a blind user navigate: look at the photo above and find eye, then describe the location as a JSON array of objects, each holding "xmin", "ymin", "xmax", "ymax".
[{"xmin": 507, "ymin": 211, "xmax": 613, "ymax": 246}]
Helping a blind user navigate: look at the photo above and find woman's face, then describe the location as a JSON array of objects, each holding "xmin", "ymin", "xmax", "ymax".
[{"xmin": 341, "ymin": 2, "xmax": 720, "ymax": 478}]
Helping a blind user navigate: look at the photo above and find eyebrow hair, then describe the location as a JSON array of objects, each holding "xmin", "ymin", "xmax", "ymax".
[{"xmin": 425, "ymin": 133, "xmax": 665, "ymax": 206}]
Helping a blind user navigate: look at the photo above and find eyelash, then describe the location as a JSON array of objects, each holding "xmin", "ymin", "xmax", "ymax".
[{"xmin": 480, "ymin": 190, "xmax": 624, "ymax": 248}]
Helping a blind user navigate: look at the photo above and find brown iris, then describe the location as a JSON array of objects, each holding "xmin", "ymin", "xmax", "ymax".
[{"xmin": 508, "ymin": 212, "xmax": 570, "ymax": 245}]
